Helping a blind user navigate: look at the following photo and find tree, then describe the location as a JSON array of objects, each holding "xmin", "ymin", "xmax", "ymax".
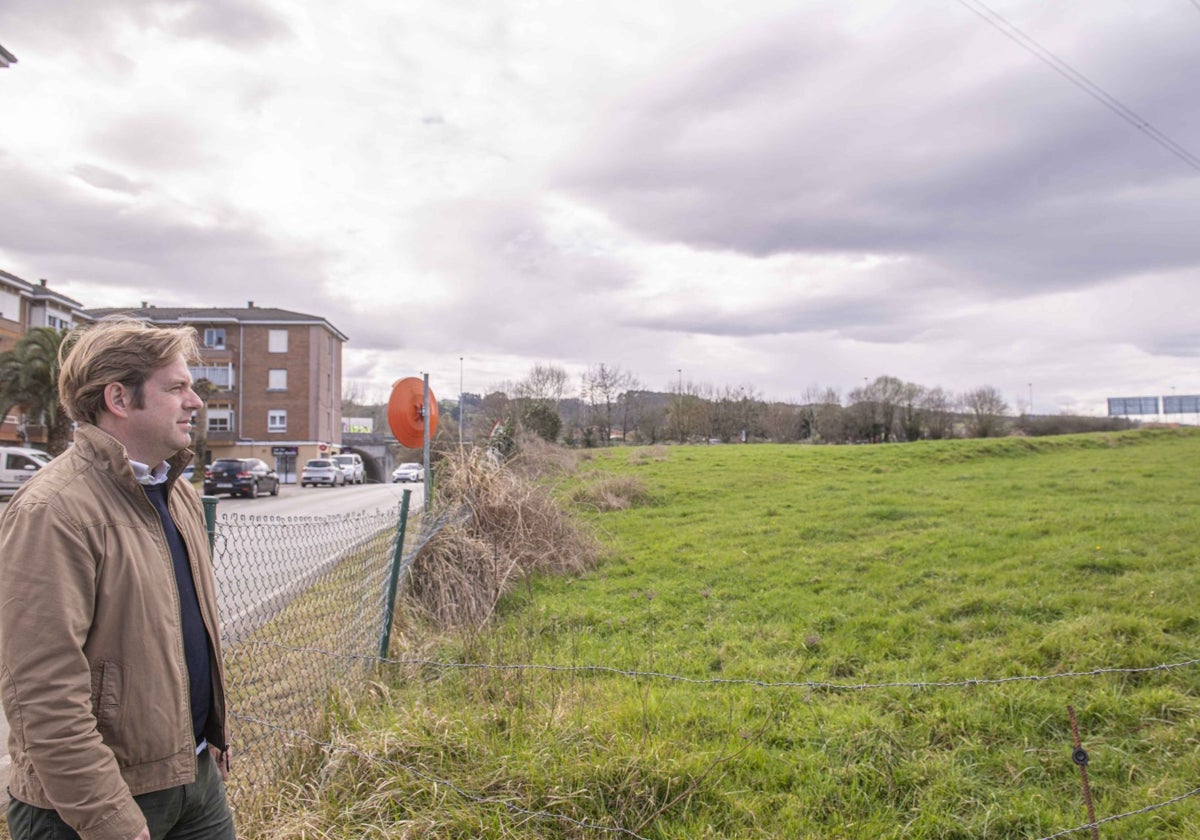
[
  {"xmin": 920, "ymin": 387, "xmax": 956, "ymax": 440},
  {"xmin": 0, "ymin": 327, "xmax": 72, "ymax": 455},
  {"xmin": 962, "ymin": 385, "xmax": 1009, "ymax": 438},
  {"xmin": 580, "ymin": 363, "xmax": 634, "ymax": 445},
  {"xmin": 513, "ymin": 363, "xmax": 571, "ymax": 407},
  {"xmin": 190, "ymin": 378, "xmax": 218, "ymax": 471},
  {"xmin": 522, "ymin": 402, "xmax": 561, "ymax": 443}
]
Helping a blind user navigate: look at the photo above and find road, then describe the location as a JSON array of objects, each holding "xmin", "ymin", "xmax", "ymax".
[
  {"xmin": 0, "ymin": 478, "xmax": 425, "ymax": 804},
  {"xmin": 208, "ymin": 480, "xmax": 423, "ymax": 641}
]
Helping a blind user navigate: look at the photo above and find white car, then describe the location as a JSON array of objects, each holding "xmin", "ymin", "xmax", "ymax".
[
  {"xmin": 392, "ymin": 462, "xmax": 424, "ymax": 483},
  {"xmin": 332, "ymin": 453, "xmax": 365, "ymax": 485},
  {"xmin": 301, "ymin": 458, "xmax": 345, "ymax": 487}
]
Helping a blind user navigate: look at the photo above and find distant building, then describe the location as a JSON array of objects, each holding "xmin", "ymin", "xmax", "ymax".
[{"xmin": 0, "ymin": 271, "xmax": 86, "ymax": 445}]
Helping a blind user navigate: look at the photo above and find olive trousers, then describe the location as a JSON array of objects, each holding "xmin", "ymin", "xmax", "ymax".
[{"xmin": 6, "ymin": 750, "xmax": 235, "ymax": 840}]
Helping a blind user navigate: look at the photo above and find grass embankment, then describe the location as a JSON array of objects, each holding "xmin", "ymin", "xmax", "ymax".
[{"xmin": 252, "ymin": 430, "xmax": 1200, "ymax": 839}]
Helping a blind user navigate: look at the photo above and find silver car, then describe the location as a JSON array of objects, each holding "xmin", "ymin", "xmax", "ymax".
[{"xmin": 301, "ymin": 458, "xmax": 345, "ymax": 487}]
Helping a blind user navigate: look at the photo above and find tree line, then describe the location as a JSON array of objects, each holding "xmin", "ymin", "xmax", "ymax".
[{"xmin": 434, "ymin": 366, "xmax": 1133, "ymax": 448}]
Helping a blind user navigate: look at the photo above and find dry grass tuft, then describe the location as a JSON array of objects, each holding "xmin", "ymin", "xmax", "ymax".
[
  {"xmin": 402, "ymin": 446, "xmax": 599, "ymax": 629},
  {"xmin": 628, "ymin": 444, "xmax": 669, "ymax": 465},
  {"xmin": 569, "ymin": 474, "xmax": 651, "ymax": 512},
  {"xmin": 506, "ymin": 432, "xmax": 581, "ymax": 477}
]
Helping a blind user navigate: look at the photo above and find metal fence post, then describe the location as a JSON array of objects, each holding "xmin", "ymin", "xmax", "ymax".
[
  {"xmin": 202, "ymin": 495, "xmax": 219, "ymax": 554},
  {"xmin": 378, "ymin": 489, "xmax": 413, "ymax": 660}
]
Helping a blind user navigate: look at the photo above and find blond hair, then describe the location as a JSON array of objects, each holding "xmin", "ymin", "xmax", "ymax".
[{"xmin": 59, "ymin": 318, "xmax": 201, "ymax": 424}]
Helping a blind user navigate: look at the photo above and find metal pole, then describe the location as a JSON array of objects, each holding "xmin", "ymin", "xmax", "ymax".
[
  {"xmin": 378, "ymin": 489, "xmax": 412, "ymax": 660},
  {"xmin": 423, "ymin": 373, "xmax": 432, "ymax": 513},
  {"xmin": 459, "ymin": 356, "xmax": 464, "ymax": 451},
  {"xmin": 202, "ymin": 495, "xmax": 219, "ymax": 555}
]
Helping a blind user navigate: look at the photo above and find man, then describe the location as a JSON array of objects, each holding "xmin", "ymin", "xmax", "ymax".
[{"xmin": 0, "ymin": 319, "xmax": 233, "ymax": 840}]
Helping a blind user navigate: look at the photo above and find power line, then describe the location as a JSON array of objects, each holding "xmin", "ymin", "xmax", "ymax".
[{"xmin": 957, "ymin": 0, "xmax": 1200, "ymax": 173}]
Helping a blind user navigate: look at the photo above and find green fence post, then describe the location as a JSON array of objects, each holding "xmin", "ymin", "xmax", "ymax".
[
  {"xmin": 378, "ymin": 489, "xmax": 413, "ymax": 660},
  {"xmin": 202, "ymin": 495, "xmax": 219, "ymax": 555}
]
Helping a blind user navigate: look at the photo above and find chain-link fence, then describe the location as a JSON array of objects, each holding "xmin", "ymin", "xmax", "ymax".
[{"xmin": 209, "ymin": 491, "xmax": 422, "ymax": 817}]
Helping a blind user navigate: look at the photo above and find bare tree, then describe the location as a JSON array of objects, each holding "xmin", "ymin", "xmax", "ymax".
[
  {"xmin": 962, "ymin": 385, "xmax": 1009, "ymax": 438},
  {"xmin": 799, "ymin": 385, "xmax": 844, "ymax": 443},
  {"xmin": 709, "ymin": 384, "xmax": 762, "ymax": 442},
  {"xmin": 580, "ymin": 363, "xmax": 634, "ymax": 445},
  {"xmin": 920, "ymin": 387, "xmax": 956, "ymax": 440},
  {"xmin": 513, "ymin": 363, "xmax": 571, "ymax": 407}
]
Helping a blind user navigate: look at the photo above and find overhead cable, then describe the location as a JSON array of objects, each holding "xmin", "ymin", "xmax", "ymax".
[{"xmin": 957, "ymin": 0, "xmax": 1200, "ymax": 173}]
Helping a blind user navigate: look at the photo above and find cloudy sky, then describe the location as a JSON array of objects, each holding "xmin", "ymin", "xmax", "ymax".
[{"xmin": 2, "ymin": 0, "xmax": 1198, "ymax": 415}]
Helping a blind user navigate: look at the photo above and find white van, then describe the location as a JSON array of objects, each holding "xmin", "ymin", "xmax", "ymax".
[{"xmin": 0, "ymin": 446, "xmax": 54, "ymax": 496}]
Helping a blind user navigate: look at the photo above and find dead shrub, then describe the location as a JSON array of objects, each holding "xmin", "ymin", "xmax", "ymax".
[{"xmin": 402, "ymin": 447, "xmax": 598, "ymax": 629}]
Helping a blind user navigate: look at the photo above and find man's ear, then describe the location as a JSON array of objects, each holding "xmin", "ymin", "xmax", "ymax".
[{"xmin": 103, "ymin": 382, "xmax": 132, "ymax": 418}]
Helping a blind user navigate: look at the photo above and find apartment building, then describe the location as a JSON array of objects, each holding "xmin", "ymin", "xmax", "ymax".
[
  {"xmin": 0, "ymin": 271, "xmax": 85, "ymax": 445},
  {"xmin": 84, "ymin": 303, "xmax": 348, "ymax": 480}
]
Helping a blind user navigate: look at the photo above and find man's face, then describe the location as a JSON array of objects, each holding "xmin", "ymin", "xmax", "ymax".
[{"xmin": 123, "ymin": 354, "xmax": 203, "ymax": 465}]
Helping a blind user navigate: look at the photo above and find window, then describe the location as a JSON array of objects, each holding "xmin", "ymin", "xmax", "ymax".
[
  {"xmin": 268, "ymin": 369, "xmax": 288, "ymax": 391},
  {"xmin": 203, "ymin": 328, "xmax": 226, "ymax": 349},
  {"xmin": 4, "ymin": 453, "xmax": 41, "ymax": 471},
  {"xmin": 189, "ymin": 364, "xmax": 233, "ymax": 389},
  {"xmin": 207, "ymin": 408, "xmax": 232, "ymax": 433},
  {"xmin": 268, "ymin": 410, "xmax": 287, "ymax": 433},
  {"xmin": 268, "ymin": 330, "xmax": 288, "ymax": 353}
]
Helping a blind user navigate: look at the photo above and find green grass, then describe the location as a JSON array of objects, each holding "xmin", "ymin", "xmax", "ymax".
[{"xmin": 251, "ymin": 429, "xmax": 1200, "ymax": 839}]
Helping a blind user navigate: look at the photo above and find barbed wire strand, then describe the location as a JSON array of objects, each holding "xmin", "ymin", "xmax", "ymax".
[{"xmin": 1036, "ymin": 786, "xmax": 1200, "ymax": 840}]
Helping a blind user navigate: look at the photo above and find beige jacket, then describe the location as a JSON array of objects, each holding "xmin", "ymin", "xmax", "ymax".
[{"xmin": 0, "ymin": 424, "xmax": 228, "ymax": 840}]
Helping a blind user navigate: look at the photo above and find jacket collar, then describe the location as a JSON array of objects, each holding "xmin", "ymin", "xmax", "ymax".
[{"xmin": 72, "ymin": 423, "xmax": 196, "ymax": 488}]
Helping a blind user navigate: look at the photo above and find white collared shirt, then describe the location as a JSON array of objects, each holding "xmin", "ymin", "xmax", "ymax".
[{"xmin": 130, "ymin": 459, "xmax": 171, "ymax": 486}]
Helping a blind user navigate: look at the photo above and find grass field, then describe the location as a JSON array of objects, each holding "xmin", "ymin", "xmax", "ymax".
[{"xmin": 254, "ymin": 430, "xmax": 1200, "ymax": 838}]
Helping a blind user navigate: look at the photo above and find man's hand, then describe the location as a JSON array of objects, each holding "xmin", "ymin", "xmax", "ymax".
[
  {"xmin": 132, "ymin": 828, "xmax": 150, "ymax": 840},
  {"xmin": 210, "ymin": 744, "xmax": 231, "ymax": 780}
]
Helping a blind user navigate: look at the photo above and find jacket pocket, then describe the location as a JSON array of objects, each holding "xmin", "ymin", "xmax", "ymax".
[{"xmin": 90, "ymin": 659, "xmax": 127, "ymax": 738}]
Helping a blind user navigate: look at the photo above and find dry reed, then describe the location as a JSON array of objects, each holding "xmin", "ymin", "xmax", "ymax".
[{"xmin": 402, "ymin": 444, "xmax": 599, "ymax": 629}]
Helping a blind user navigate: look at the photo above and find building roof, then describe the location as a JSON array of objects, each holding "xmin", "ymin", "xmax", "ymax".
[
  {"xmin": 0, "ymin": 269, "xmax": 87, "ymax": 311},
  {"xmin": 83, "ymin": 305, "xmax": 349, "ymax": 342}
]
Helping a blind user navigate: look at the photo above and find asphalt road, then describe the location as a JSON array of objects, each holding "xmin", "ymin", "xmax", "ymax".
[{"xmin": 0, "ymin": 477, "xmax": 425, "ymax": 804}]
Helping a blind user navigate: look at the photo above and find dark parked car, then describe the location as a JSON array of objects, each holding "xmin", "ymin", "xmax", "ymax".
[{"xmin": 203, "ymin": 458, "xmax": 280, "ymax": 498}]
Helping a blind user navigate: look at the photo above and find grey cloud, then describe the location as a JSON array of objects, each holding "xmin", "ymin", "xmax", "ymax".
[
  {"xmin": 623, "ymin": 282, "xmax": 930, "ymax": 342},
  {"xmin": 557, "ymin": 8, "xmax": 1200, "ymax": 297},
  {"xmin": 167, "ymin": 0, "xmax": 292, "ymax": 47},
  {"xmin": 395, "ymin": 197, "xmax": 637, "ymax": 358},
  {"xmin": 0, "ymin": 155, "xmax": 331, "ymax": 309},
  {"xmin": 0, "ymin": 0, "xmax": 289, "ymax": 49},
  {"xmin": 90, "ymin": 112, "xmax": 215, "ymax": 173},
  {"xmin": 72, "ymin": 164, "xmax": 143, "ymax": 195}
]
